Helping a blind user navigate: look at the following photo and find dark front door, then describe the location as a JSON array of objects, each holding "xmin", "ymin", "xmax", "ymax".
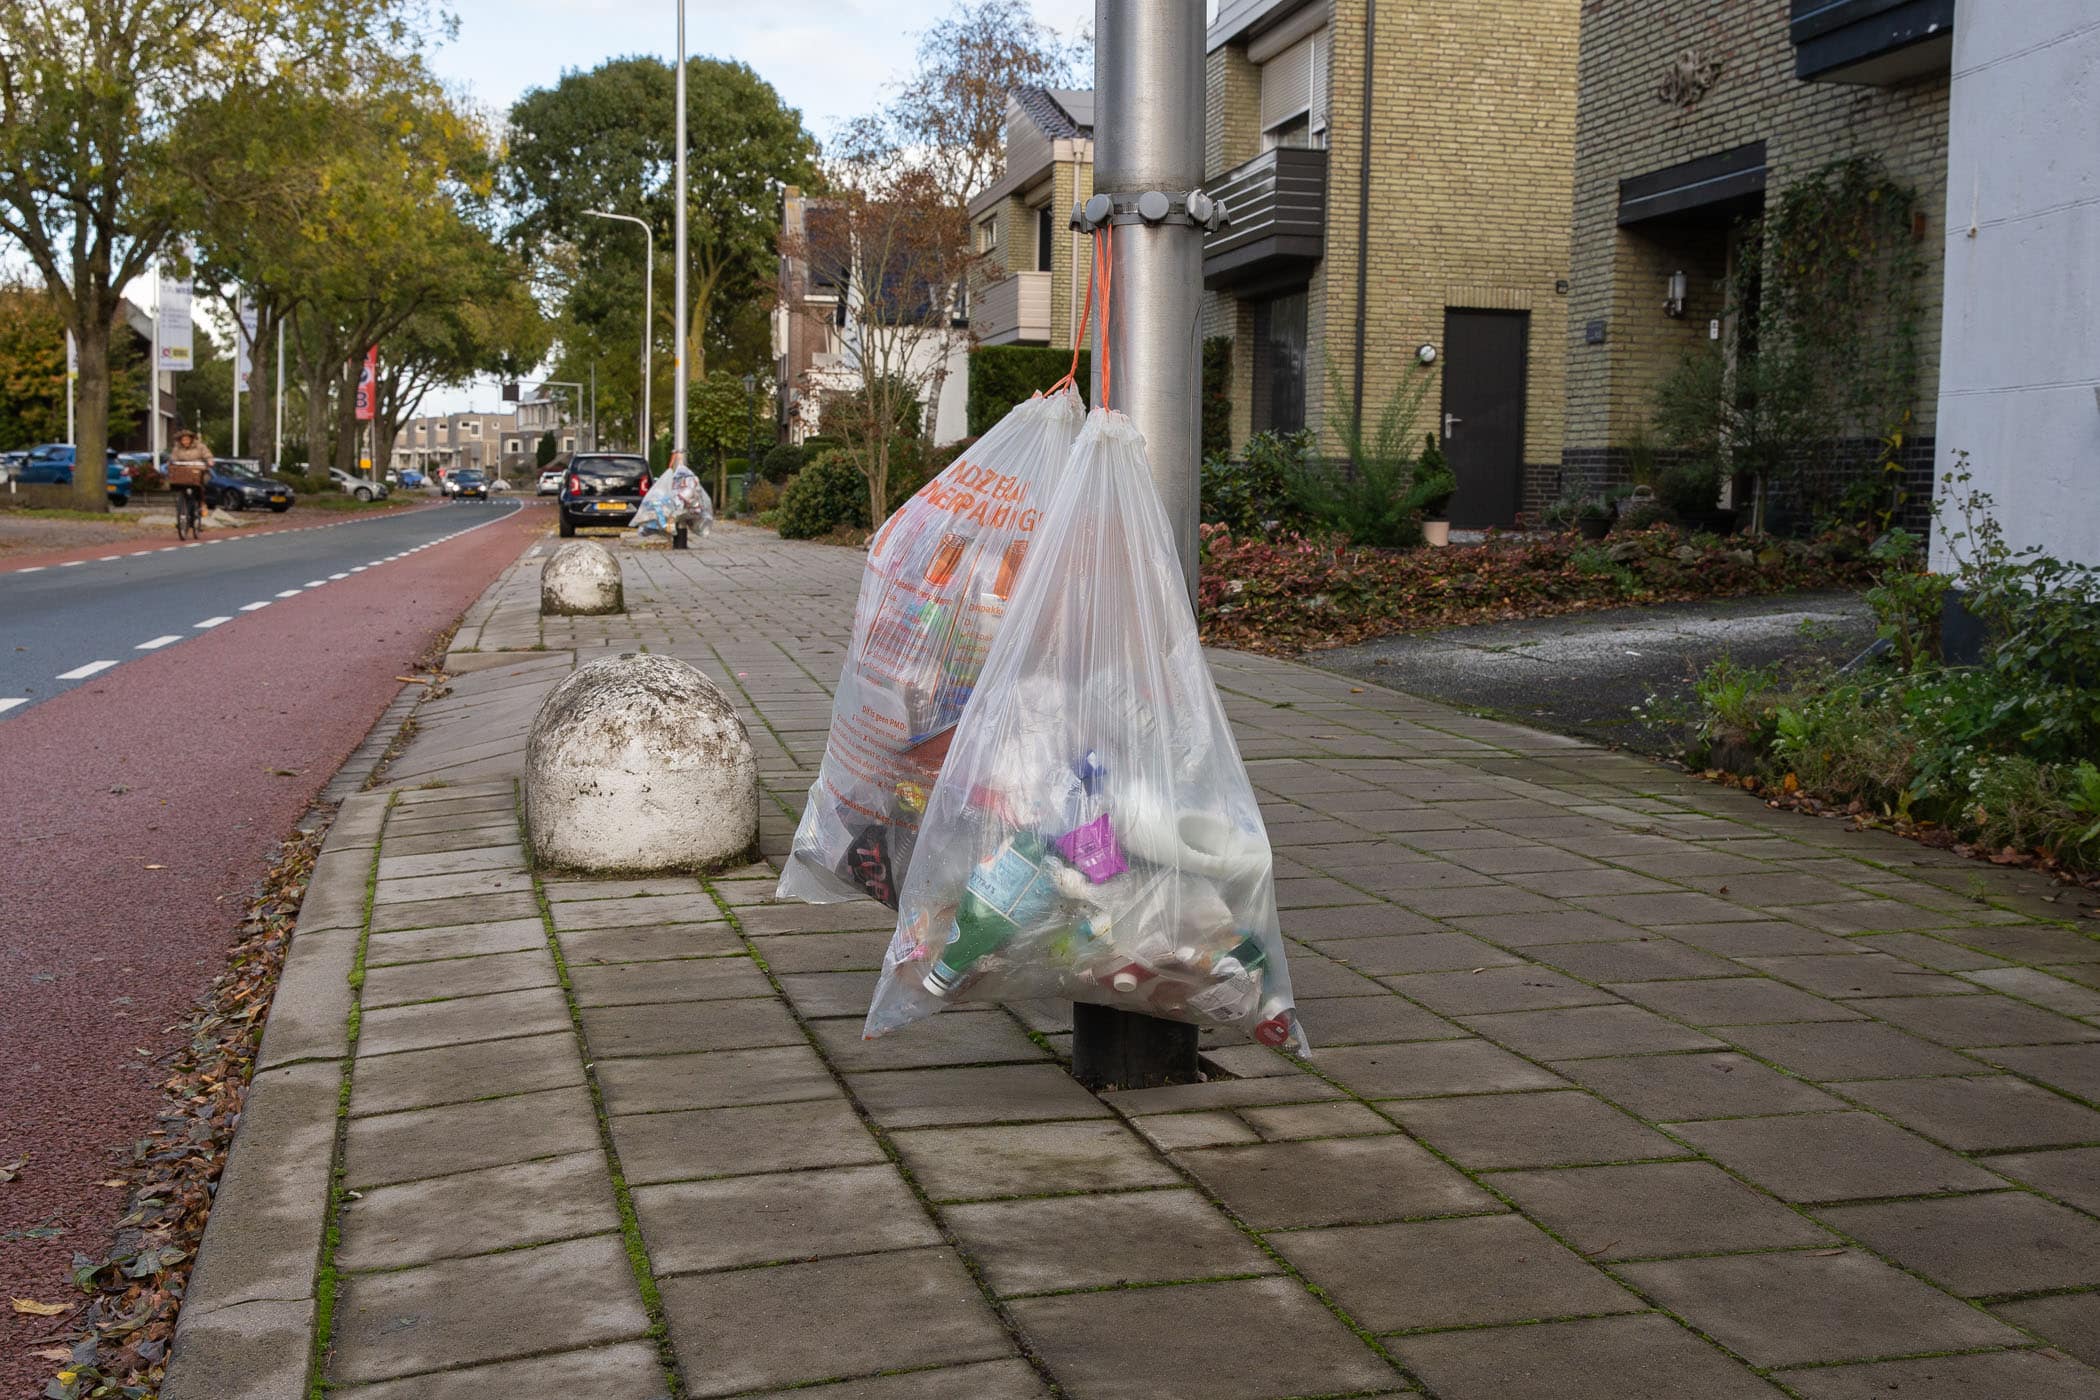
[{"xmin": 1440, "ymin": 309, "xmax": 1528, "ymax": 529}]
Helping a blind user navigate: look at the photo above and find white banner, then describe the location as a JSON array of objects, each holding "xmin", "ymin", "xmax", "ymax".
[
  {"xmin": 235, "ymin": 299, "xmax": 258, "ymax": 392},
  {"xmin": 66, "ymin": 329, "xmax": 78, "ymax": 381},
  {"xmin": 157, "ymin": 272, "xmax": 194, "ymax": 373}
]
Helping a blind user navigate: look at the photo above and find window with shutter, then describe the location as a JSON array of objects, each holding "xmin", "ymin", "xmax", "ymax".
[{"xmin": 1260, "ymin": 33, "xmax": 1313, "ymax": 135}]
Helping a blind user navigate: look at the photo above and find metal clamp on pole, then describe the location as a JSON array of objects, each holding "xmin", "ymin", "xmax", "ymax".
[{"xmin": 1071, "ymin": 190, "xmax": 1230, "ymax": 234}]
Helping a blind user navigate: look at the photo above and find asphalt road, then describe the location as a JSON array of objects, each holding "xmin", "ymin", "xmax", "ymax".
[
  {"xmin": 1312, "ymin": 590, "xmax": 1875, "ymax": 754},
  {"xmin": 0, "ymin": 498, "xmax": 544, "ymax": 1396},
  {"xmin": 1, "ymin": 500, "xmax": 522, "ymax": 715}
]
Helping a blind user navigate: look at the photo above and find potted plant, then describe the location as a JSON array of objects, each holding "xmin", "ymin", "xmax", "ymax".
[
  {"xmin": 1409, "ymin": 433, "xmax": 1457, "ymax": 547},
  {"xmin": 1576, "ymin": 495, "xmax": 1613, "ymax": 540}
]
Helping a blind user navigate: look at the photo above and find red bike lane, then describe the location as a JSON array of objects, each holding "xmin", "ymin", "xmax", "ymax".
[{"xmin": 0, "ymin": 503, "xmax": 545, "ymax": 1393}]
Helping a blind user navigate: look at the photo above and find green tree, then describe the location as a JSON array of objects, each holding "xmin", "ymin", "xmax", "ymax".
[
  {"xmin": 0, "ymin": 0, "xmax": 425, "ymax": 508},
  {"xmin": 0, "ymin": 280, "xmax": 147, "ymax": 451},
  {"xmin": 502, "ymin": 55, "xmax": 818, "ymax": 428}
]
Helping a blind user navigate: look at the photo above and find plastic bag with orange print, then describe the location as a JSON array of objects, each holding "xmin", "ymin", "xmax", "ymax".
[{"xmin": 776, "ymin": 386, "xmax": 1086, "ymax": 908}]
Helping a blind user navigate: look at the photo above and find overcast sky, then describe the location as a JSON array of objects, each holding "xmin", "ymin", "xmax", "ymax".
[{"xmin": 406, "ymin": 0, "xmax": 1092, "ymax": 414}]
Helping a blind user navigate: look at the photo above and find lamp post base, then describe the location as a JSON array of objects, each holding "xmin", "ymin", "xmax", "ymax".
[
  {"xmin": 1070, "ymin": 1003, "xmax": 1201, "ymax": 1090},
  {"xmin": 671, "ymin": 526, "xmax": 689, "ymax": 550}
]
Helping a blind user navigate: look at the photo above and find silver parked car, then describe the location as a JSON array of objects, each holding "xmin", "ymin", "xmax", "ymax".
[{"xmin": 330, "ymin": 466, "xmax": 389, "ymax": 501}]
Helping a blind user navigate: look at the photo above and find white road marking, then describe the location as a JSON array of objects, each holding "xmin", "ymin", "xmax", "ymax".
[
  {"xmin": 350, "ymin": 565, "xmax": 368, "ymax": 572},
  {"xmin": 98, "ymin": 554, "xmax": 121, "ymax": 561},
  {"xmin": 239, "ymin": 601, "xmax": 271, "ymax": 612},
  {"xmin": 304, "ymin": 580, "xmax": 326, "ymax": 588},
  {"xmin": 135, "ymin": 635, "xmax": 183, "ymax": 651},
  {"xmin": 195, "ymin": 616, "xmax": 231, "ymax": 628},
  {"xmin": 16, "ymin": 566, "xmax": 45, "ymax": 573},
  {"xmin": 329, "ymin": 572, "xmax": 349, "ymax": 580},
  {"xmin": 57, "ymin": 660, "xmax": 119, "ymax": 680},
  {"xmin": 0, "ymin": 698, "xmax": 28, "ymax": 714},
  {"xmin": 60, "ymin": 560, "xmax": 84, "ymax": 567},
  {"xmin": 275, "ymin": 589, "xmax": 301, "ymax": 598}
]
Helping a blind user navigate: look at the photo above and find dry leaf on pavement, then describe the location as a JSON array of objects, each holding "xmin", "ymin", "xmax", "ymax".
[{"xmin": 13, "ymin": 1298, "xmax": 72, "ymax": 1316}]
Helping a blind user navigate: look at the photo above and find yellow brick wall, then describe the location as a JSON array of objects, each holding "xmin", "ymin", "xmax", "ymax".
[
  {"xmin": 1048, "ymin": 159, "xmax": 1095, "ymax": 352},
  {"xmin": 1564, "ymin": 0, "xmax": 1950, "ymax": 464},
  {"xmin": 1317, "ymin": 0, "xmax": 1580, "ymax": 476}
]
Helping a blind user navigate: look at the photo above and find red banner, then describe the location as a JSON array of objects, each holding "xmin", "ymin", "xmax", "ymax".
[{"xmin": 354, "ymin": 345, "xmax": 379, "ymax": 421}]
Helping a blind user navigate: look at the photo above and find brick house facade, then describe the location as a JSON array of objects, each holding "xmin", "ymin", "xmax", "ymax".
[
  {"xmin": 966, "ymin": 89, "xmax": 1096, "ymax": 352},
  {"xmin": 1202, "ymin": 0, "xmax": 1580, "ymax": 528},
  {"xmin": 1563, "ymin": 0, "xmax": 1952, "ymax": 520}
]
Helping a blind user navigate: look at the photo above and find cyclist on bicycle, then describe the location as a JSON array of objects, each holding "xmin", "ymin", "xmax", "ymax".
[{"xmin": 167, "ymin": 429, "xmax": 212, "ymax": 534}]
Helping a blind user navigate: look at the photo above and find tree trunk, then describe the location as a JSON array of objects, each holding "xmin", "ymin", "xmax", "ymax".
[
  {"xmin": 302, "ymin": 362, "xmax": 331, "ymax": 479},
  {"xmin": 68, "ymin": 313, "xmax": 116, "ymax": 512},
  {"xmin": 249, "ymin": 309, "xmax": 280, "ymax": 469},
  {"xmin": 333, "ymin": 358, "xmax": 362, "ymax": 477}
]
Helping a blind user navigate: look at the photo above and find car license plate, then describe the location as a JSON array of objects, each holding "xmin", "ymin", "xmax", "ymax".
[
  {"xmin": 269, "ymin": 495, "xmax": 286, "ymax": 503},
  {"xmin": 594, "ymin": 501, "xmax": 623, "ymax": 511}
]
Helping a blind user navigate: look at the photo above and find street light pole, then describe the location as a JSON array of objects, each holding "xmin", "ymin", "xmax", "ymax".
[
  {"xmin": 672, "ymin": 0, "xmax": 689, "ymax": 471},
  {"xmin": 742, "ymin": 371, "xmax": 757, "ymax": 510},
  {"xmin": 1070, "ymin": 0, "xmax": 1207, "ymax": 1091},
  {"xmin": 585, "ymin": 209, "xmax": 653, "ymax": 455}
]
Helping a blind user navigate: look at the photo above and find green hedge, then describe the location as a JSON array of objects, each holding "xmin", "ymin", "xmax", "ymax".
[
  {"xmin": 967, "ymin": 344, "xmax": 1089, "ymax": 436},
  {"xmin": 776, "ymin": 450, "xmax": 870, "ymax": 539}
]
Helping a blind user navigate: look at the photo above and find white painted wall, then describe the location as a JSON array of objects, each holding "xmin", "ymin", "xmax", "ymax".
[{"xmin": 1930, "ymin": 2, "xmax": 2100, "ymax": 571}]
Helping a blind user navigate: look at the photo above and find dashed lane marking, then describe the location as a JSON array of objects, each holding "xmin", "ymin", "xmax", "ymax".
[
  {"xmin": 239, "ymin": 601, "xmax": 271, "ymax": 612},
  {"xmin": 56, "ymin": 660, "xmax": 119, "ymax": 680},
  {"xmin": 135, "ymin": 635, "xmax": 183, "ymax": 651},
  {"xmin": 195, "ymin": 616, "xmax": 231, "ymax": 629},
  {"xmin": 275, "ymin": 589, "xmax": 301, "ymax": 598},
  {"xmin": 0, "ymin": 698, "xmax": 28, "ymax": 714}
]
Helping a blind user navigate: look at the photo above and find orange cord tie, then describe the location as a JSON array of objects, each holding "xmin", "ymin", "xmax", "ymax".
[
  {"xmin": 1047, "ymin": 235, "xmax": 1097, "ymax": 397},
  {"xmin": 1098, "ymin": 224, "xmax": 1114, "ymax": 410}
]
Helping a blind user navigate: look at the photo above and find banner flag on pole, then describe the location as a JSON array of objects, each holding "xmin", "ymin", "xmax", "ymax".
[
  {"xmin": 354, "ymin": 346, "xmax": 379, "ymax": 421},
  {"xmin": 156, "ymin": 272, "xmax": 194, "ymax": 372},
  {"xmin": 236, "ymin": 299, "xmax": 258, "ymax": 392}
]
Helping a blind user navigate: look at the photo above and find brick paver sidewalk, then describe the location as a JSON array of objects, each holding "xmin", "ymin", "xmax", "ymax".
[{"xmin": 165, "ymin": 524, "xmax": 2100, "ymax": 1399}]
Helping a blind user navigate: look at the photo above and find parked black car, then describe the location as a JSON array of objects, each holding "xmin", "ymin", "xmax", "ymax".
[
  {"xmin": 450, "ymin": 469, "xmax": 489, "ymax": 500},
  {"xmin": 203, "ymin": 462, "xmax": 296, "ymax": 512},
  {"xmin": 557, "ymin": 454, "xmax": 651, "ymax": 537}
]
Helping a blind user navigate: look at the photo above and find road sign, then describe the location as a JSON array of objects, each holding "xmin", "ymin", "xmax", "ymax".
[{"xmin": 157, "ymin": 272, "xmax": 194, "ymax": 372}]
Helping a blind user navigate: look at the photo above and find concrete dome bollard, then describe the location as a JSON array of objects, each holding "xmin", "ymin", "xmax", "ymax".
[
  {"xmin": 541, "ymin": 540, "xmax": 624, "ymax": 616},
  {"xmin": 524, "ymin": 653, "xmax": 759, "ymax": 872}
]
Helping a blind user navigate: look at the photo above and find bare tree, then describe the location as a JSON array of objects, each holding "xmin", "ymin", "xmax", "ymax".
[{"xmin": 791, "ymin": 164, "xmax": 977, "ymax": 529}]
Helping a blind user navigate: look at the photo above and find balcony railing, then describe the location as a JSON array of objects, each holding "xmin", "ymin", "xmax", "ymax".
[
  {"xmin": 1790, "ymin": 0, "xmax": 1954, "ymax": 85},
  {"xmin": 1203, "ymin": 146, "xmax": 1326, "ymax": 292},
  {"xmin": 971, "ymin": 270, "xmax": 1053, "ymax": 346}
]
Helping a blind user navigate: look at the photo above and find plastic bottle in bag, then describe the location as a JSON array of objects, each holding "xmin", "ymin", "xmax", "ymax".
[
  {"xmin": 632, "ymin": 459, "xmax": 714, "ymax": 538},
  {"xmin": 776, "ymin": 387, "xmax": 1086, "ymax": 908},
  {"xmin": 866, "ymin": 407, "xmax": 1304, "ymax": 1052}
]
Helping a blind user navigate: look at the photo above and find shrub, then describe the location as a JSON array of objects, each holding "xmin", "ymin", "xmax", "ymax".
[
  {"xmin": 1681, "ymin": 468, "xmax": 2100, "ymax": 873},
  {"xmin": 967, "ymin": 344, "xmax": 1088, "ymax": 435},
  {"xmin": 1289, "ymin": 360, "xmax": 1436, "ymax": 548},
  {"xmin": 775, "ymin": 450, "xmax": 870, "ymax": 540},
  {"xmin": 1656, "ymin": 457, "xmax": 1722, "ymax": 522},
  {"xmin": 760, "ymin": 442, "xmax": 804, "ymax": 483},
  {"xmin": 745, "ymin": 478, "xmax": 781, "ymax": 514},
  {"xmin": 1203, "ymin": 431, "xmax": 1307, "ymax": 536},
  {"xmin": 1407, "ymin": 433, "xmax": 1455, "ymax": 521}
]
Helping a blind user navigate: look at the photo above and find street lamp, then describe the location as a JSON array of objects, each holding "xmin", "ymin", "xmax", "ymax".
[
  {"xmin": 672, "ymin": 0, "xmax": 688, "ymax": 473},
  {"xmin": 585, "ymin": 208, "xmax": 652, "ymax": 453}
]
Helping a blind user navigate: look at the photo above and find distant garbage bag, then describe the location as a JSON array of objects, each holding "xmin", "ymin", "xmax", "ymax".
[
  {"xmin": 777, "ymin": 387, "xmax": 1086, "ymax": 908},
  {"xmin": 864, "ymin": 407, "xmax": 1304, "ymax": 1052},
  {"xmin": 632, "ymin": 462, "xmax": 713, "ymax": 538}
]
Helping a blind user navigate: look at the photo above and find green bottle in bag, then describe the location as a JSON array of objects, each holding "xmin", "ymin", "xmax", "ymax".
[{"xmin": 924, "ymin": 833, "xmax": 1059, "ymax": 996}]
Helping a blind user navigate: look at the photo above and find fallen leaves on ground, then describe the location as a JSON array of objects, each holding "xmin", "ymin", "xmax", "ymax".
[
  {"xmin": 44, "ymin": 824, "xmax": 322, "ymax": 1399},
  {"xmin": 12, "ymin": 1299, "xmax": 71, "ymax": 1316},
  {"xmin": 1196, "ymin": 524, "xmax": 1878, "ymax": 655},
  {"xmin": 1, "ymin": 1157, "xmax": 24, "ymax": 1185}
]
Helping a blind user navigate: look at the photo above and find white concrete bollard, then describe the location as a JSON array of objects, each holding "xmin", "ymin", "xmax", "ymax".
[
  {"xmin": 524, "ymin": 653, "xmax": 759, "ymax": 872},
  {"xmin": 540, "ymin": 540, "xmax": 624, "ymax": 616}
]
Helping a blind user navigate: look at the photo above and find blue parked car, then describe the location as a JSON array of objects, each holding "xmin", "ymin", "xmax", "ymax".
[{"xmin": 14, "ymin": 444, "xmax": 132, "ymax": 505}]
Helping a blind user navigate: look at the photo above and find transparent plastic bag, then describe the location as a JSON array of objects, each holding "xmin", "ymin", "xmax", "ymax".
[
  {"xmin": 777, "ymin": 387, "xmax": 1086, "ymax": 907},
  {"xmin": 632, "ymin": 461, "xmax": 713, "ymax": 538},
  {"xmin": 865, "ymin": 407, "xmax": 1303, "ymax": 1052}
]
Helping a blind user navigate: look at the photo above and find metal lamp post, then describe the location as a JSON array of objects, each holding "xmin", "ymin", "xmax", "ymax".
[
  {"xmin": 1068, "ymin": 0, "xmax": 1210, "ymax": 1091},
  {"xmin": 585, "ymin": 209, "xmax": 654, "ymax": 455},
  {"xmin": 672, "ymin": 0, "xmax": 689, "ymax": 474}
]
